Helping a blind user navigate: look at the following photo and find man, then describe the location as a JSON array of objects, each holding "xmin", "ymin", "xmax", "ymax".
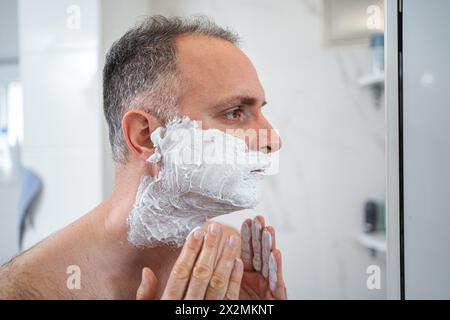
[{"xmin": 0, "ymin": 15, "xmax": 286, "ymax": 299}]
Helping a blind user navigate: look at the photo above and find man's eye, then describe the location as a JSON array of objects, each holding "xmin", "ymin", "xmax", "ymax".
[{"xmin": 224, "ymin": 108, "xmax": 244, "ymax": 121}]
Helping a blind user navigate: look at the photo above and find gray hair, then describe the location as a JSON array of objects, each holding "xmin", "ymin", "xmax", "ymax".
[{"xmin": 103, "ymin": 15, "xmax": 240, "ymax": 164}]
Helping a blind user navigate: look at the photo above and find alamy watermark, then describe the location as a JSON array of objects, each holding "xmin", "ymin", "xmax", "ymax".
[
  {"xmin": 66, "ymin": 265, "xmax": 81, "ymax": 290},
  {"xmin": 366, "ymin": 264, "xmax": 381, "ymax": 290},
  {"xmin": 66, "ymin": 5, "xmax": 81, "ymax": 30},
  {"xmin": 152, "ymin": 119, "xmax": 281, "ymax": 175}
]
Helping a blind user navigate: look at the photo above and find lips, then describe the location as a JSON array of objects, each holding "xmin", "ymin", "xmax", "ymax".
[{"xmin": 250, "ymin": 168, "xmax": 266, "ymax": 174}]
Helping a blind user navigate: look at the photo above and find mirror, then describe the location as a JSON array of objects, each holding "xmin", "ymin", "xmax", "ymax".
[{"xmin": 0, "ymin": 0, "xmax": 388, "ymax": 299}]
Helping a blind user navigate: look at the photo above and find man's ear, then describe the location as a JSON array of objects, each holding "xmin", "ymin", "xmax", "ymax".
[{"xmin": 121, "ymin": 109, "xmax": 162, "ymax": 161}]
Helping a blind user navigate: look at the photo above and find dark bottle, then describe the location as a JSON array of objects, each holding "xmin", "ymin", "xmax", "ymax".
[{"xmin": 364, "ymin": 200, "xmax": 378, "ymax": 233}]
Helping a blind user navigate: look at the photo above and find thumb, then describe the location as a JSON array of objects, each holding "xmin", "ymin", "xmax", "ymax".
[{"xmin": 136, "ymin": 267, "xmax": 158, "ymax": 300}]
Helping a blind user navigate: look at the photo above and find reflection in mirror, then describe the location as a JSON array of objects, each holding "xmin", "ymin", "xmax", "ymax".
[{"xmin": 0, "ymin": 0, "xmax": 387, "ymax": 300}]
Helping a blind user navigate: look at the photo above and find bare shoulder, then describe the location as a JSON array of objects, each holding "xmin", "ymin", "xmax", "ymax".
[{"xmin": 0, "ymin": 254, "xmax": 43, "ymax": 299}]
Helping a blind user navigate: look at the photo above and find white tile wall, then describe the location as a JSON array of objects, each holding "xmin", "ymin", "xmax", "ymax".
[
  {"xmin": 20, "ymin": 52, "xmax": 101, "ymax": 149},
  {"xmin": 19, "ymin": 0, "xmax": 103, "ymax": 249},
  {"xmin": 21, "ymin": 148, "xmax": 102, "ymax": 248},
  {"xmin": 0, "ymin": 0, "xmax": 20, "ymax": 264},
  {"xmin": 18, "ymin": 0, "xmax": 99, "ymax": 54}
]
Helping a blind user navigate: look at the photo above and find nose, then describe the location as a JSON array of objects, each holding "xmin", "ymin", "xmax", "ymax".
[
  {"xmin": 246, "ymin": 118, "xmax": 282, "ymax": 153},
  {"xmin": 260, "ymin": 126, "xmax": 282, "ymax": 154}
]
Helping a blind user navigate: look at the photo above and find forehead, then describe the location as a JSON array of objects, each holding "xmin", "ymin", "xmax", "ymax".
[{"xmin": 174, "ymin": 34, "xmax": 265, "ymax": 104}]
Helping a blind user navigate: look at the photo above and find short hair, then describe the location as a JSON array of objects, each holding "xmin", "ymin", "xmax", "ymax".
[{"xmin": 102, "ymin": 15, "xmax": 240, "ymax": 163}]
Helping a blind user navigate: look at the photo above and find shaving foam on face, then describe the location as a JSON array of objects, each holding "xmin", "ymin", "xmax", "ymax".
[{"xmin": 127, "ymin": 117, "xmax": 271, "ymax": 248}]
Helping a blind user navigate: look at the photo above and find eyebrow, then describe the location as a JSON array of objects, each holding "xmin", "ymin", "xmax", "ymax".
[{"xmin": 212, "ymin": 95, "xmax": 267, "ymax": 111}]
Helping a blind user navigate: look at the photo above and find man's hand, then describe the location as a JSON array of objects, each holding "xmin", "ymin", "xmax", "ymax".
[
  {"xmin": 136, "ymin": 222, "xmax": 244, "ymax": 300},
  {"xmin": 239, "ymin": 215, "xmax": 287, "ymax": 299}
]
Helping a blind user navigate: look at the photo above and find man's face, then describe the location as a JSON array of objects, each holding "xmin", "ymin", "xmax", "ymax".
[
  {"xmin": 175, "ymin": 35, "xmax": 282, "ymax": 153},
  {"xmin": 127, "ymin": 35, "xmax": 281, "ymax": 248}
]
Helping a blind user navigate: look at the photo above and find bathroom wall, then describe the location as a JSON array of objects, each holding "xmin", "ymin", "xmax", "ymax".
[
  {"xmin": 19, "ymin": 0, "xmax": 104, "ymax": 249},
  {"xmin": 0, "ymin": 0, "xmax": 18, "ymax": 61},
  {"xmin": 402, "ymin": 0, "xmax": 450, "ymax": 299},
  {"xmin": 0, "ymin": 0, "xmax": 20, "ymax": 264}
]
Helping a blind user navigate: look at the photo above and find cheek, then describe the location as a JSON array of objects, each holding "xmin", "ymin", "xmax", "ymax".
[{"xmin": 197, "ymin": 117, "xmax": 229, "ymax": 131}]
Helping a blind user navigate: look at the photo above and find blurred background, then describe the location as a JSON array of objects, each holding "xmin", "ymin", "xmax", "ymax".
[{"xmin": 0, "ymin": 0, "xmax": 387, "ymax": 299}]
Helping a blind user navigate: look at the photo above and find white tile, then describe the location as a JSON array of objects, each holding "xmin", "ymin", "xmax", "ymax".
[
  {"xmin": 21, "ymin": 147, "xmax": 103, "ymax": 248},
  {"xmin": 18, "ymin": 0, "xmax": 100, "ymax": 54},
  {"xmin": 21, "ymin": 49, "xmax": 102, "ymax": 149}
]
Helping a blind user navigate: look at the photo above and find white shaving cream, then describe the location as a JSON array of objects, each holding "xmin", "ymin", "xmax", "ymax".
[{"xmin": 127, "ymin": 117, "xmax": 271, "ymax": 248}]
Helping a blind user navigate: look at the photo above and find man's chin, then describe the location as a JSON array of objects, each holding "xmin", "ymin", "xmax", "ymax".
[{"xmin": 222, "ymin": 190, "xmax": 260, "ymax": 209}]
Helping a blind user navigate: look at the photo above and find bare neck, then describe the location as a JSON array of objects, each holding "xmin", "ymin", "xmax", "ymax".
[{"xmin": 87, "ymin": 160, "xmax": 181, "ymax": 298}]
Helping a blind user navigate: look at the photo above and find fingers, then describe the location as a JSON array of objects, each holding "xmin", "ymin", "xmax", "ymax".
[
  {"xmin": 240, "ymin": 219, "xmax": 253, "ymax": 271},
  {"xmin": 244, "ymin": 215, "xmax": 287, "ymax": 299},
  {"xmin": 262, "ymin": 225, "xmax": 286, "ymax": 299},
  {"xmin": 205, "ymin": 234, "xmax": 241, "ymax": 299},
  {"xmin": 136, "ymin": 267, "xmax": 158, "ymax": 300},
  {"xmin": 261, "ymin": 228, "xmax": 273, "ymax": 278},
  {"xmin": 224, "ymin": 258, "xmax": 244, "ymax": 300},
  {"xmin": 270, "ymin": 249, "xmax": 287, "ymax": 299},
  {"xmin": 161, "ymin": 226, "xmax": 206, "ymax": 300},
  {"xmin": 251, "ymin": 216, "xmax": 265, "ymax": 272},
  {"xmin": 184, "ymin": 223, "xmax": 222, "ymax": 299}
]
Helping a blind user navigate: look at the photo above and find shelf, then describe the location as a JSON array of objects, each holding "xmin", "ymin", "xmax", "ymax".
[
  {"xmin": 357, "ymin": 73, "xmax": 385, "ymax": 88},
  {"xmin": 357, "ymin": 232, "xmax": 386, "ymax": 253}
]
